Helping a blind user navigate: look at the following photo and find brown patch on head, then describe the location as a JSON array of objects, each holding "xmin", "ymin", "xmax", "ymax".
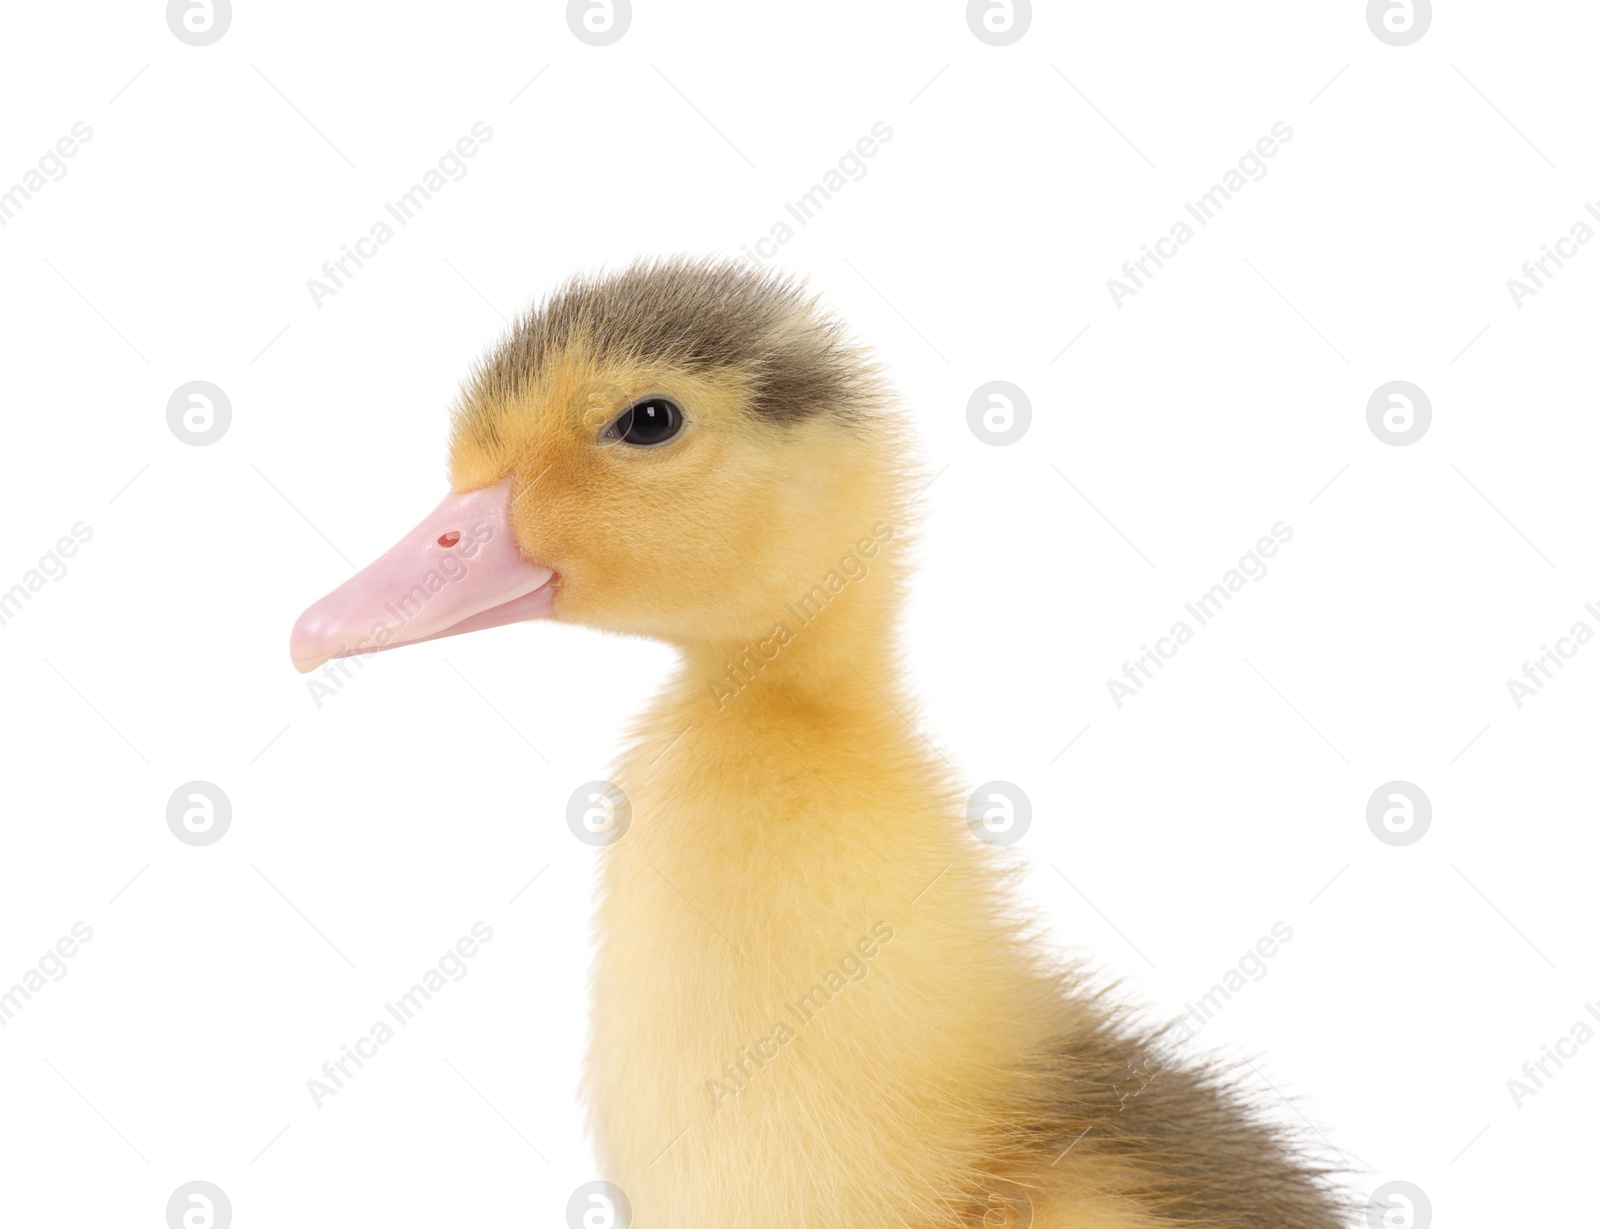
[{"xmin": 457, "ymin": 256, "xmax": 882, "ymax": 438}]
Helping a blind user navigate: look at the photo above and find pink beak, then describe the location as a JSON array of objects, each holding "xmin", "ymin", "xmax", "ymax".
[{"xmin": 289, "ymin": 476, "xmax": 555, "ymax": 673}]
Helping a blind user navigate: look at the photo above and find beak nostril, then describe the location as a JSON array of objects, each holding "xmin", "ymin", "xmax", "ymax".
[{"xmin": 437, "ymin": 531, "xmax": 461, "ymax": 548}]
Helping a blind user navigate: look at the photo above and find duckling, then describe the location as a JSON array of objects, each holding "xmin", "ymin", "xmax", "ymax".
[{"xmin": 290, "ymin": 258, "xmax": 1345, "ymax": 1229}]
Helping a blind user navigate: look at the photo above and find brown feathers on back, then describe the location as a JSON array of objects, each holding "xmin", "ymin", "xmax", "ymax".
[
  {"xmin": 464, "ymin": 257, "xmax": 882, "ymax": 425},
  {"xmin": 1011, "ymin": 1002, "xmax": 1351, "ymax": 1229}
]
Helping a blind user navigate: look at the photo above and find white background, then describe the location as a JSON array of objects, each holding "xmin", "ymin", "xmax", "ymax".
[{"xmin": 1, "ymin": 1, "xmax": 1595, "ymax": 1225}]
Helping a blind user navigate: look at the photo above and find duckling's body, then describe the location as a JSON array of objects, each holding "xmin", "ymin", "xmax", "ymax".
[
  {"xmin": 586, "ymin": 446, "xmax": 1339, "ymax": 1229},
  {"xmin": 594, "ymin": 627, "xmax": 1119, "ymax": 1228},
  {"xmin": 291, "ymin": 259, "xmax": 1344, "ymax": 1228}
]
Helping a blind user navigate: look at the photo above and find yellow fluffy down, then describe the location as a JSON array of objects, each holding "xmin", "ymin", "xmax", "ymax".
[{"xmin": 447, "ymin": 268, "xmax": 1344, "ymax": 1228}]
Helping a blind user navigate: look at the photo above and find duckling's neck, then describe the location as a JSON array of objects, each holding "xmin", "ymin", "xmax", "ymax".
[
  {"xmin": 617, "ymin": 516, "xmax": 932, "ymax": 880},
  {"xmin": 676, "ymin": 547, "xmax": 909, "ymax": 730}
]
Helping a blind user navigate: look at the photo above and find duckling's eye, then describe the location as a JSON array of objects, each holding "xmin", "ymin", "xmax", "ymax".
[{"xmin": 604, "ymin": 398, "xmax": 684, "ymax": 448}]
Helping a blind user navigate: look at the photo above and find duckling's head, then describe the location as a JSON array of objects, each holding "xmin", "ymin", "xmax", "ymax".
[{"xmin": 290, "ymin": 258, "xmax": 910, "ymax": 672}]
